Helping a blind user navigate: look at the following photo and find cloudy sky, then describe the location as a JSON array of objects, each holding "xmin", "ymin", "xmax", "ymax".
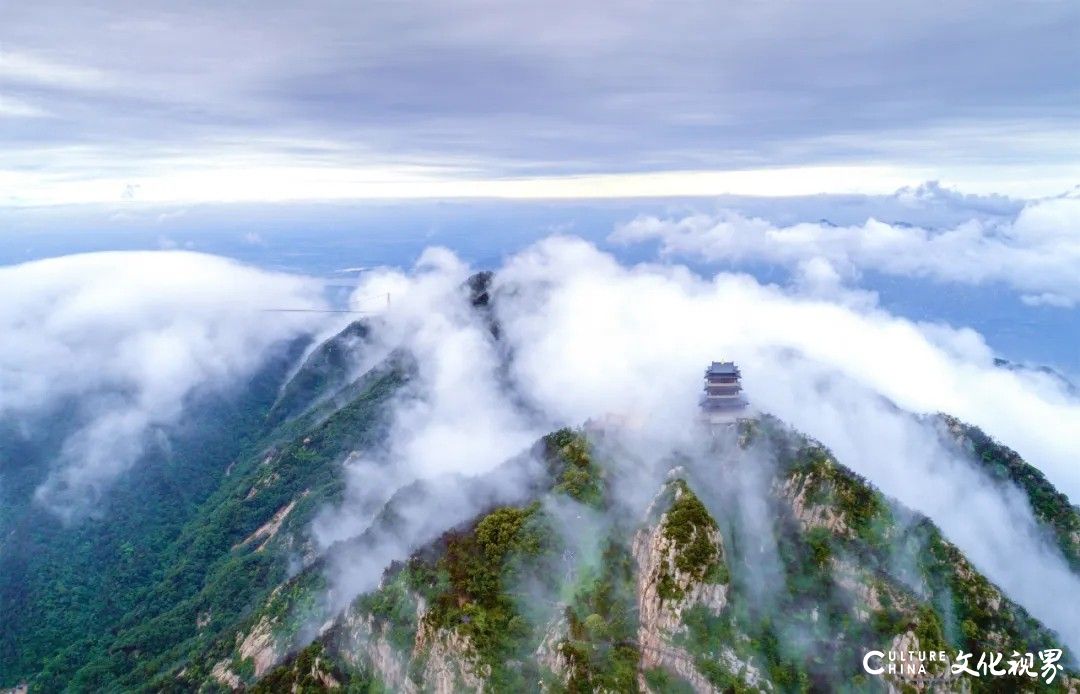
[{"xmin": 3, "ymin": 0, "xmax": 1079, "ymax": 205}]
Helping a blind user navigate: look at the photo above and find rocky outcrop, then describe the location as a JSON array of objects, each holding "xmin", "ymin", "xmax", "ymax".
[
  {"xmin": 414, "ymin": 621, "xmax": 489, "ymax": 694},
  {"xmin": 831, "ymin": 558, "xmax": 883, "ymax": 622},
  {"xmin": 210, "ymin": 660, "xmax": 242, "ymax": 690},
  {"xmin": 208, "ymin": 614, "xmax": 282, "ymax": 692},
  {"xmin": 534, "ymin": 614, "xmax": 571, "ymax": 684},
  {"xmin": 634, "ymin": 480, "xmax": 730, "ymax": 693},
  {"xmin": 778, "ymin": 471, "xmax": 851, "ymax": 536},
  {"xmin": 634, "ymin": 517, "xmax": 727, "ymax": 662},
  {"xmin": 228, "ymin": 424, "xmax": 1080, "ymax": 693},
  {"xmin": 238, "ymin": 615, "xmax": 281, "ymax": 679},
  {"xmin": 335, "ymin": 582, "xmax": 488, "ymax": 694},
  {"xmin": 234, "ymin": 496, "xmax": 301, "ymax": 551},
  {"xmin": 339, "ymin": 609, "xmax": 412, "ymax": 692}
]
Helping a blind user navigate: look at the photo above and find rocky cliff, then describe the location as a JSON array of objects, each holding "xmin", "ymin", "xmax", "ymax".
[{"xmin": 212, "ymin": 422, "xmax": 1078, "ymax": 693}]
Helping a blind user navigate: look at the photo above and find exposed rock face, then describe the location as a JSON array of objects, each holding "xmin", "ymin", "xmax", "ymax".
[
  {"xmin": 415, "ymin": 620, "xmax": 489, "ymax": 694},
  {"xmin": 309, "ymin": 658, "xmax": 341, "ymax": 690},
  {"xmin": 339, "ymin": 610, "xmax": 411, "ymax": 692},
  {"xmin": 634, "ymin": 514, "xmax": 727, "ymax": 665},
  {"xmin": 238, "ymin": 615, "xmax": 281, "ymax": 679},
  {"xmin": 334, "ymin": 583, "xmax": 488, "ymax": 694},
  {"xmin": 234, "ymin": 498, "xmax": 298, "ymax": 550},
  {"xmin": 831, "ymin": 557, "xmax": 884, "ymax": 622},
  {"xmin": 634, "ymin": 480, "xmax": 730, "ymax": 693},
  {"xmin": 534, "ymin": 614, "xmax": 571, "ymax": 684},
  {"xmin": 210, "ymin": 659, "xmax": 242, "ymax": 690},
  {"xmin": 778, "ymin": 471, "xmax": 850, "ymax": 536},
  {"xmin": 209, "ymin": 616, "xmax": 283, "ymax": 693}
]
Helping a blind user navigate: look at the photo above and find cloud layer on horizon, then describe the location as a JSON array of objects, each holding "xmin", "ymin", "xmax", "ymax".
[{"xmin": 612, "ymin": 191, "xmax": 1080, "ymax": 307}]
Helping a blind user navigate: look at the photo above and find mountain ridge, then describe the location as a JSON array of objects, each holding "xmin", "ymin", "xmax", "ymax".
[
  {"xmin": 2, "ymin": 276, "xmax": 1078, "ymax": 692},
  {"xmin": 197, "ymin": 418, "xmax": 1079, "ymax": 693}
]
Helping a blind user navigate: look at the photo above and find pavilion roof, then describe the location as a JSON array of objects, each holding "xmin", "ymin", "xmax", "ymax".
[{"xmin": 706, "ymin": 361, "xmax": 739, "ymax": 376}]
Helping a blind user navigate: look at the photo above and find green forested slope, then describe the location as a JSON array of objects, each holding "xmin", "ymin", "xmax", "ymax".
[
  {"xmin": 0, "ymin": 324, "xmax": 412, "ymax": 692},
  {"xmin": 0, "ymin": 338, "xmax": 307, "ymax": 685},
  {"xmin": 940, "ymin": 414, "xmax": 1080, "ymax": 570}
]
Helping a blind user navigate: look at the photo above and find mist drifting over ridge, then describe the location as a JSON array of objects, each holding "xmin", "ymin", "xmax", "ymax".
[
  {"xmin": 312, "ymin": 234, "xmax": 1080, "ymax": 653},
  {"xmin": 1, "ymin": 220, "xmax": 1078, "ymax": 659},
  {"xmin": 0, "ymin": 250, "xmax": 325, "ymax": 520}
]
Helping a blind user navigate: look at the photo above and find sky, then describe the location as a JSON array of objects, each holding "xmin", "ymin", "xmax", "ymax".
[{"xmin": 3, "ymin": 0, "xmax": 1080, "ymax": 205}]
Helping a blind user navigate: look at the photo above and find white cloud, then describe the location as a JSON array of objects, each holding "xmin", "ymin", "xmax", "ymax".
[
  {"xmin": 1021, "ymin": 293, "xmax": 1075, "ymax": 309},
  {"xmin": 0, "ymin": 251, "xmax": 326, "ymax": 520},
  {"xmin": 0, "ymin": 48, "xmax": 112, "ymax": 89},
  {"xmin": 0, "ymin": 163, "xmax": 924, "ymax": 207},
  {"xmin": 493, "ymin": 237, "xmax": 1080, "ymax": 496},
  {"xmin": 320, "ymin": 236, "xmax": 1080, "ymax": 650},
  {"xmin": 490, "ymin": 237, "xmax": 1080, "ymax": 650},
  {"xmin": 0, "ymin": 95, "xmax": 50, "ymax": 118},
  {"xmin": 314, "ymin": 248, "xmax": 542, "ymax": 551},
  {"xmin": 4, "ymin": 164, "xmax": 1079, "ymax": 208},
  {"xmin": 611, "ymin": 193, "xmax": 1080, "ymax": 306},
  {"xmin": 790, "ymin": 257, "xmax": 879, "ymax": 309}
]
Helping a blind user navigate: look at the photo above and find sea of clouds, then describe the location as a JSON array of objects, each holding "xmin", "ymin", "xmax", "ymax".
[
  {"xmin": 2, "ymin": 189, "xmax": 1078, "ymax": 651},
  {"xmin": 323, "ymin": 230, "xmax": 1080, "ymax": 650}
]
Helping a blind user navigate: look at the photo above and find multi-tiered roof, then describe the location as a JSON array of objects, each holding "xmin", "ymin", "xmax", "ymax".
[{"xmin": 700, "ymin": 361, "xmax": 747, "ymax": 416}]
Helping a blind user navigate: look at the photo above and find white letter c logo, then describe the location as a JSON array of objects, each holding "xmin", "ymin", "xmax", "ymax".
[{"xmin": 863, "ymin": 650, "xmax": 885, "ymax": 675}]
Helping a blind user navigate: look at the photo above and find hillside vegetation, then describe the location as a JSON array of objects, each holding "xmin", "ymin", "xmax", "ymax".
[{"xmin": 3, "ymin": 282, "xmax": 1078, "ymax": 693}]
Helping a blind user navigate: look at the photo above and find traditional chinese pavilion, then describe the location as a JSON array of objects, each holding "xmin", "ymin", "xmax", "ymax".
[{"xmin": 700, "ymin": 361, "xmax": 747, "ymax": 422}]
